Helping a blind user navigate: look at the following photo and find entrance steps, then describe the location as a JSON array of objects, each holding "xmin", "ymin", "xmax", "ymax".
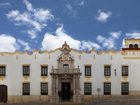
[{"xmin": 50, "ymin": 102, "xmax": 82, "ymax": 105}]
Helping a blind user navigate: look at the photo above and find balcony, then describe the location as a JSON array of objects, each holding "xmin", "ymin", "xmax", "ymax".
[
  {"xmin": 50, "ymin": 68, "xmax": 81, "ymax": 75},
  {"xmin": 122, "ymin": 48, "xmax": 140, "ymax": 50}
]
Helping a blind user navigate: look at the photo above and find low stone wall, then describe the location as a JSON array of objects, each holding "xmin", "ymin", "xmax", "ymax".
[{"xmin": 8, "ymin": 95, "xmax": 49, "ymax": 103}]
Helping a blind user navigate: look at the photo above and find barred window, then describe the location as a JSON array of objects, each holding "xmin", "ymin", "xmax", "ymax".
[
  {"xmin": 84, "ymin": 83, "xmax": 92, "ymax": 95},
  {"xmin": 23, "ymin": 65, "xmax": 30, "ymax": 76},
  {"xmin": 63, "ymin": 64, "xmax": 69, "ymax": 70},
  {"xmin": 122, "ymin": 66, "xmax": 128, "ymax": 76},
  {"xmin": 23, "ymin": 83, "xmax": 30, "ymax": 95},
  {"xmin": 0, "ymin": 66, "xmax": 6, "ymax": 76},
  {"xmin": 104, "ymin": 82, "xmax": 111, "ymax": 95},
  {"xmin": 121, "ymin": 82, "xmax": 129, "ymax": 95},
  {"xmin": 41, "ymin": 83, "xmax": 48, "ymax": 95},
  {"xmin": 41, "ymin": 66, "xmax": 48, "ymax": 76},
  {"xmin": 104, "ymin": 65, "xmax": 111, "ymax": 76},
  {"xmin": 85, "ymin": 66, "xmax": 91, "ymax": 76}
]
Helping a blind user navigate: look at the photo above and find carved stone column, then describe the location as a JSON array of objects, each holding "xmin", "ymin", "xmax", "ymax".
[
  {"xmin": 73, "ymin": 75, "xmax": 76, "ymax": 95},
  {"xmin": 51, "ymin": 76, "xmax": 55, "ymax": 95},
  {"xmin": 77, "ymin": 75, "xmax": 80, "ymax": 95},
  {"xmin": 50, "ymin": 75, "xmax": 59, "ymax": 103},
  {"xmin": 55, "ymin": 76, "xmax": 59, "ymax": 102},
  {"xmin": 73, "ymin": 74, "xmax": 82, "ymax": 103},
  {"xmin": 75, "ymin": 75, "xmax": 78, "ymax": 95}
]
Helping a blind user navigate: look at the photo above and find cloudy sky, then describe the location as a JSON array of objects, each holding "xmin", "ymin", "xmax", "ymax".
[{"xmin": 0, "ymin": 0, "xmax": 140, "ymax": 52}]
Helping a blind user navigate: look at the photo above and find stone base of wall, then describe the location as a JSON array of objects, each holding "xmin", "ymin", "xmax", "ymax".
[
  {"xmin": 7, "ymin": 93, "xmax": 140, "ymax": 103},
  {"xmin": 129, "ymin": 91, "xmax": 140, "ymax": 96},
  {"xmin": 8, "ymin": 95, "xmax": 49, "ymax": 103},
  {"xmin": 73, "ymin": 95, "xmax": 83, "ymax": 103},
  {"xmin": 83, "ymin": 95, "xmax": 94, "ymax": 102}
]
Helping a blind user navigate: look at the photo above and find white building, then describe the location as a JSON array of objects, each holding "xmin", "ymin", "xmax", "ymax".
[{"xmin": 0, "ymin": 39, "xmax": 140, "ymax": 103}]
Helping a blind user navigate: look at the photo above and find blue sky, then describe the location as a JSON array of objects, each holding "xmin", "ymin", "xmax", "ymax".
[{"xmin": 0, "ymin": 0, "xmax": 140, "ymax": 52}]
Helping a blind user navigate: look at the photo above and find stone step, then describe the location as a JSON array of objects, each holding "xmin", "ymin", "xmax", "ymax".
[{"xmin": 51, "ymin": 102, "xmax": 82, "ymax": 105}]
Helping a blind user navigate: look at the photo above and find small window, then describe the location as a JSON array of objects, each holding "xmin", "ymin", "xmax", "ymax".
[
  {"xmin": 84, "ymin": 82, "xmax": 92, "ymax": 95},
  {"xmin": 134, "ymin": 44, "xmax": 138, "ymax": 48},
  {"xmin": 121, "ymin": 82, "xmax": 129, "ymax": 95},
  {"xmin": 23, "ymin": 65, "xmax": 30, "ymax": 76},
  {"xmin": 122, "ymin": 66, "xmax": 128, "ymax": 76},
  {"xmin": 23, "ymin": 83, "xmax": 30, "ymax": 95},
  {"xmin": 129, "ymin": 44, "xmax": 133, "ymax": 48},
  {"xmin": 0, "ymin": 66, "xmax": 6, "ymax": 76},
  {"xmin": 104, "ymin": 82, "xmax": 111, "ymax": 95},
  {"xmin": 63, "ymin": 64, "xmax": 69, "ymax": 70},
  {"xmin": 41, "ymin": 83, "xmax": 48, "ymax": 95},
  {"xmin": 85, "ymin": 65, "xmax": 91, "ymax": 76},
  {"xmin": 41, "ymin": 66, "xmax": 48, "ymax": 76},
  {"xmin": 104, "ymin": 65, "xmax": 111, "ymax": 76}
]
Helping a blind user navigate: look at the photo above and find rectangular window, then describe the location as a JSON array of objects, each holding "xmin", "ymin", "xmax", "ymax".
[
  {"xmin": 85, "ymin": 65, "xmax": 91, "ymax": 76},
  {"xmin": 84, "ymin": 82, "xmax": 92, "ymax": 95},
  {"xmin": 122, "ymin": 66, "xmax": 128, "ymax": 76},
  {"xmin": 104, "ymin": 82, "xmax": 111, "ymax": 95},
  {"xmin": 41, "ymin": 66, "xmax": 48, "ymax": 76},
  {"xmin": 41, "ymin": 83, "xmax": 48, "ymax": 95},
  {"xmin": 0, "ymin": 66, "xmax": 6, "ymax": 76},
  {"xmin": 104, "ymin": 65, "xmax": 111, "ymax": 76},
  {"xmin": 63, "ymin": 64, "xmax": 69, "ymax": 70},
  {"xmin": 23, "ymin": 83, "xmax": 30, "ymax": 95},
  {"xmin": 121, "ymin": 82, "xmax": 129, "ymax": 95},
  {"xmin": 23, "ymin": 65, "xmax": 30, "ymax": 76}
]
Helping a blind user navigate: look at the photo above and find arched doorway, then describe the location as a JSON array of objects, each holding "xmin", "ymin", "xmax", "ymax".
[
  {"xmin": 0, "ymin": 85, "xmax": 7, "ymax": 103},
  {"xmin": 61, "ymin": 82, "xmax": 71, "ymax": 101}
]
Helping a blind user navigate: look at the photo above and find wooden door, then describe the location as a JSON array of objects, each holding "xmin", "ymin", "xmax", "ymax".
[{"xmin": 0, "ymin": 85, "xmax": 7, "ymax": 103}]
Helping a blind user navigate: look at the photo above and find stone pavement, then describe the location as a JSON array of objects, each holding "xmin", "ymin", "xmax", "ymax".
[
  {"xmin": 1, "ymin": 96, "xmax": 140, "ymax": 105},
  {"xmin": 86, "ymin": 96, "xmax": 140, "ymax": 105}
]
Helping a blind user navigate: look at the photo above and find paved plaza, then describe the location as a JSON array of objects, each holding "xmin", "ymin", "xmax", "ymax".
[{"xmin": 0, "ymin": 96, "xmax": 140, "ymax": 105}]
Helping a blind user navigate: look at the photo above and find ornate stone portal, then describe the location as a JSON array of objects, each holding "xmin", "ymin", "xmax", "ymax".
[{"xmin": 50, "ymin": 42, "xmax": 82, "ymax": 103}]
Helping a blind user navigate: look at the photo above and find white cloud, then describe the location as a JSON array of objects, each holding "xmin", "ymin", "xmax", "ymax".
[
  {"xmin": 80, "ymin": 41, "xmax": 101, "ymax": 50},
  {"xmin": 6, "ymin": 0, "xmax": 54, "ymax": 39},
  {"xmin": 96, "ymin": 35, "xmax": 115, "ymax": 49},
  {"xmin": 41, "ymin": 25, "xmax": 101, "ymax": 51},
  {"xmin": 66, "ymin": 4, "xmax": 77, "ymax": 18},
  {"xmin": 17, "ymin": 39, "xmax": 31, "ymax": 50},
  {"xmin": 0, "ymin": 2, "xmax": 10, "ymax": 7},
  {"xmin": 121, "ymin": 39, "xmax": 125, "ymax": 48},
  {"xmin": 110, "ymin": 31, "xmax": 121, "ymax": 39},
  {"xmin": 23, "ymin": 0, "xmax": 34, "ymax": 12},
  {"xmin": 79, "ymin": 0, "xmax": 85, "ymax": 6},
  {"xmin": 96, "ymin": 9, "xmax": 112, "ymax": 23},
  {"xmin": 96, "ymin": 31, "xmax": 121, "ymax": 49},
  {"xmin": 0, "ymin": 34, "xmax": 18, "ymax": 52},
  {"xmin": 125, "ymin": 32, "xmax": 140, "ymax": 38}
]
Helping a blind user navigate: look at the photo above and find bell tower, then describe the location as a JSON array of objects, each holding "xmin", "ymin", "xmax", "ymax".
[{"xmin": 122, "ymin": 38, "xmax": 140, "ymax": 57}]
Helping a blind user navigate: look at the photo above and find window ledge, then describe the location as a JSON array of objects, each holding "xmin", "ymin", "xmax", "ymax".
[
  {"xmin": 41, "ymin": 76, "xmax": 48, "ymax": 79},
  {"xmin": 85, "ymin": 76, "xmax": 91, "ymax": 78},
  {"xmin": 122, "ymin": 76, "xmax": 128, "ymax": 78},
  {"xmin": 0, "ymin": 76, "xmax": 6, "ymax": 80},
  {"xmin": 122, "ymin": 75, "xmax": 128, "ymax": 77},
  {"xmin": 23, "ymin": 76, "xmax": 30, "ymax": 78},
  {"xmin": 104, "ymin": 76, "xmax": 111, "ymax": 78}
]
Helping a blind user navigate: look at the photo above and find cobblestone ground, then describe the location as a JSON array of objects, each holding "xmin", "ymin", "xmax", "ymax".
[{"xmin": 1, "ymin": 96, "xmax": 140, "ymax": 105}]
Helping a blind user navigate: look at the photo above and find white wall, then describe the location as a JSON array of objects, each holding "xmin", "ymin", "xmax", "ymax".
[{"xmin": 0, "ymin": 49, "xmax": 140, "ymax": 96}]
